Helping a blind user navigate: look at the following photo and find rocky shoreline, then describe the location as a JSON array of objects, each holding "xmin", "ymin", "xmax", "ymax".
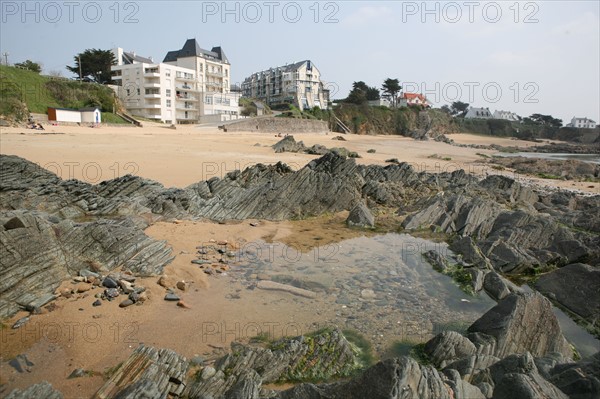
[{"xmin": 1, "ymin": 152, "xmax": 599, "ymax": 398}]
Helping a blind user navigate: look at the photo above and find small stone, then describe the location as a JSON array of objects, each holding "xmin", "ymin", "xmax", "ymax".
[
  {"xmin": 257, "ymin": 273, "xmax": 271, "ymax": 281},
  {"xmin": 104, "ymin": 288, "xmax": 119, "ymax": 299},
  {"xmin": 12, "ymin": 316, "xmax": 30, "ymax": 329},
  {"xmin": 73, "ymin": 276, "xmax": 85, "ymax": 282},
  {"xmin": 217, "ymin": 240, "xmax": 228, "ymax": 245},
  {"xmin": 92, "ymin": 300, "xmax": 102, "ymax": 307},
  {"xmin": 129, "ymin": 292, "xmax": 140, "ymax": 303},
  {"xmin": 68, "ymin": 368, "xmax": 86, "ymax": 379},
  {"xmin": 102, "ymin": 277, "xmax": 118, "ymax": 289},
  {"xmin": 361, "ymin": 289, "xmax": 376, "ymax": 299},
  {"xmin": 176, "ymin": 281, "xmax": 188, "ymax": 292},
  {"xmin": 119, "ymin": 280, "xmax": 134, "ymax": 294},
  {"xmin": 177, "ymin": 300, "xmax": 191, "ymax": 309},
  {"xmin": 119, "ymin": 299, "xmax": 134, "ymax": 308},
  {"xmin": 157, "ymin": 275, "xmax": 173, "ymax": 288},
  {"xmin": 164, "ymin": 293, "xmax": 180, "ymax": 301},
  {"xmin": 8, "ymin": 354, "xmax": 34, "ymax": 373},
  {"xmin": 79, "ymin": 269, "xmax": 100, "ymax": 279},
  {"xmin": 137, "ymin": 292, "xmax": 148, "ymax": 302},
  {"xmin": 190, "ymin": 356, "xmax": 205, "ymax": 366},
  {"xmin": 201, "ymin": 366, "xmax": 216, "ymax": 379},
  {"xmin": 76, "ymin": 283, "xmax": 92, "ymax": 293}
]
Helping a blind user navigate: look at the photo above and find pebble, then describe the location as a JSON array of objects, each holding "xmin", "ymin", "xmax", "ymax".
[
  {"xmin": 68, "ymin": 368, "xmax": 86, "ymax": 379},
  {"xmin": 102, "ymin": 277, "xmax": 118, "ymax": 289},
  {"xmin": 79, "ymin": 269, "xmax": 100, "ymax": 279},
  {"xmin": 104, "ymin": 288, "xmax": 119, "ymax": 299},
  {"xmin": 76, "ymin": 283, "xmax": 92, "ymax": 293},
  {"xmin": 119, "ymin": 280, "xmax": 134, "ymax": 294},
  {"xmin": 119, "ymin": 299, "xmax": 134, "ymax": 308},
  {"xmin": 361, "ymin": 289, "xmax": 376, "ymax": 299},
  {"xmin": 177, "ymin": 300, "xmax": 191, "ymax": 309},
  {"xmin": 12, "ymin": 316, "xmax": 30, "ymax": 329},
  {"xmin": 164, "ymin": 293, "xmax": 180, "ymax": 301},
  {"xmin": 176, "ymin": 281, "xmax": 188, "ymax": 292},
  {"xmin": 201, "ymin": 366, "xmax": 216, "ymax": 379},
  {"xmin": 92, "ymin": 300, "xmax": 102, "ymax": 307}
]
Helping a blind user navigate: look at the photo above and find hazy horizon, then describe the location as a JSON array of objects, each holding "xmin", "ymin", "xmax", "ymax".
[{"xmin": 1, "ymin": 0, "xmax": 599, "ymax": 124}]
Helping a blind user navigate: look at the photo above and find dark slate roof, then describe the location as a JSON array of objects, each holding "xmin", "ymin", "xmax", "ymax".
[
  {"xmin": 122, "ymin": 51, "xmax": 153, "ymax": 64},
  {"xmin": 163, "ymin": 39, "xmax": 229, "ymax": 63}
]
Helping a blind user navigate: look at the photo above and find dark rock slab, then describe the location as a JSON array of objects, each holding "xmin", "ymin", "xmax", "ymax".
[
  {"xmin": 468, "ymin": 293, "xmax": 572, "ymax": 360},
  {"xmin": 5, "ymin": 381, "xmax": 63, "ymax": 399},
  {"xmin": 345, "ymin": 202, "xmax": 375, "ymax": 228}
]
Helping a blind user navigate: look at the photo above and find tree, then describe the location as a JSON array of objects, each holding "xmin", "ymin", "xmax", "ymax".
[
  {"xmin": 440, "ymin": 105, "xmax": 452, "ymax": 115},
  {"xmin": 366, "ymin": 86, "xmax": 380, "ymax": 101},
  {"xmin": 450, "ymin": 101, "xmax": 469, "ymax": 117},
  {"xmin": 15, "ymin": 60, "xmax": 41, "ymax": 73},
  {"xmin": 66, "ymin": 49, "xmax": 116, "ymax": 84},
  {"xmin": 527, "ymin": 113, "xmax": 563, "ymax": 128},
  {"xmin": 381, "ymin": 78, "xmax": 401, "ymax": 107}
]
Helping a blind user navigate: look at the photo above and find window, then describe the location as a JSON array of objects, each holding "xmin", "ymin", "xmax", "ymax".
[
  {"xmin": 166, "ymin": 99, "xmax": 171, "ymax": 107},
  {"xmin": 165, "ymin": 69, "xmax": 171, "ymax": 77},
  {"xmin": 199, "ymin": 64, "xmax": 203, "ymax": 72},
  {"xmin": 137, "ymin": 88, "xmax": 140, "ymax": 95},
  {"xmin": 205, "ymin": 96, "xmax": 213, "ymax": 104},
  {"xmin": 166, "ymin": 89, "xmax": 171, "ymax": 97}
]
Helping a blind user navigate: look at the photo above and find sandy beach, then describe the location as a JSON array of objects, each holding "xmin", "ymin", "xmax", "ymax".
[{"xmin": 2, "ymin": 125, "xmax": 597, "ymax": 193}]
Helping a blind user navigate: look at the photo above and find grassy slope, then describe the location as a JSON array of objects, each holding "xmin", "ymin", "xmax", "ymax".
[{"xmin": 0, "ymin": 65, "xmax": 126, "ymax": 123}]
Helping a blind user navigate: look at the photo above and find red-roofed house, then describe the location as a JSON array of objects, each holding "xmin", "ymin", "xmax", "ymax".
[{"xmin": 399, "ymin": 93, "xmax": 430, "ymax": 108}]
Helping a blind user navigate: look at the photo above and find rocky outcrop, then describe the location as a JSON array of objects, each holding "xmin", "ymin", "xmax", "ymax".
[
  {"xmin": 5, "ymin": 382, "xmax": 63, "ymax": 399},
  {"xmin": 345, "ymin": 202, "xmax": 375, "ymax": 228},
  {"xmin": 0, "ymin": 211, "xmax": 173, "ymax": 317},
  {"xmin": 94, "ymin": 345, "xmax": 188, "ymax": 399},
  {"xmin": 549, "ymin": 351, "xmax": 600, "ymax": 399},
  {"xmin": 424, "ymin": 331, "xmax": 477, "ymax": 368},
  {"xmin": 468, "ymin": 293, "xmax": 572, "ymax": 360},
  {"xmin": 186, "ymin": 328, "xmax": 360, "ymax": 397},
  {"xmin": 535, "ymin": 263, "xmax": 600, "ymax": 337}
]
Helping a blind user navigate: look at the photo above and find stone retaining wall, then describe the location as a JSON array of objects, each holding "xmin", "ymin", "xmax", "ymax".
[{"xmin": 223, "ymin": 117, "xmax": 329, "ymax": 133}]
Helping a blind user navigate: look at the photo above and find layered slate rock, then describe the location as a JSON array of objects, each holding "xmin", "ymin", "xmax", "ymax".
[
  {"xmin": 94, "ymin": 345, "xmax": 188, "ymax": 399},
  {"xmin": 0, "ymin": 211, "xmax": 173, "ymax": 318},
  {"xmin": 186, "ymin": 328, "xmax": 361, "ymax": 398},
  {"xmin": 468, "ymin": 293, "xmax": 572, "ymax": 360},
  {"xmin": 345, "ymin": 202, "xmax": 375, "ymax": 228},
  {"xmin": 424, "ymin": 331, "xmax": 477, "ymax": 368},
  {"xmin": 550, "ymin": 351, "xmax": 600, "ymax": 399},
  {"xmin": 5, "ymin": 381, "xmax": 63, "ymax": 399},
  {"xmin": 535, "ymin": 263, "xmax": 600, "ymax": 337}
]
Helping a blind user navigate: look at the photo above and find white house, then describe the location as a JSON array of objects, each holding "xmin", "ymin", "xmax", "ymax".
[
  {"xmin": 47, "ymin": 107, "xmax": 101, "ymax": 123},
  {"xmin": 465, "ymin": 107, "xmax": 493, "ymax": 119},
  {"xmin": 111, "ymin": 39, "xmax": 241, "ymax": 124},
  {"xmin": 566, "ymin": 117, "xmax": 597, "ymax": 129},
  {"xmin": 493, "ymin": 110, "xmax": 519, "ymax": 121},
  {"xmin": 399, "ymin": 93, "xmax": 430, "ymax": 108}
]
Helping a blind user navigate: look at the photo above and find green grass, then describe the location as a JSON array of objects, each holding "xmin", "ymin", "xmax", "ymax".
[
  {"xmin": 0, "ymin": 64, "xmax": 117, "ymax": 121},
  {"xmin": 101, "ymin": 113, "xmax": 128, "ymax": 124},
  {"xmin": 536, "ymin": 172, "xmax": 562, "ymax": 180},
  {"xmin": 387, "ymin": 340, "xmax": 431, "ymax": 365}
]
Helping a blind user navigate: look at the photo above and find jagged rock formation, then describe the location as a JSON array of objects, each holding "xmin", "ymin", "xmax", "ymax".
[
  {"xmin": 186, "ymin": 328, "xmax": 361, "ymax": 397},
  {"xmin": 94, "ymin": 346, "xmax": 188, "ymax": 399},
  {"xmin": 467, "ymin": 292, "xmax": 572, "ymax": 360},
  {"xmin": 5, "ymin": 381, "xmax": 63, "ymax": 399},
  {"xmin": 345, "ymin": 202, "xmax": 375, "ymax": 228}
]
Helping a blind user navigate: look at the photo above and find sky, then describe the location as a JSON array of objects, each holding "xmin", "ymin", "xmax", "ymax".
[{"xmin": 1, "ymin": 0, "xmax": 599, "ymax": 123}]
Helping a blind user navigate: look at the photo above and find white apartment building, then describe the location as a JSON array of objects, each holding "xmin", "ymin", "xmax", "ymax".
[
  {"xmin": 111, "ymin": 40, "xmax": 240, "ymax": 124},
  {"xmin": 566, "ymin": 117, "xmax": 597, "ymax": 129},
  {"xmin": 241, "ymin": 60, "xmax": 329, "ymax": 111}
]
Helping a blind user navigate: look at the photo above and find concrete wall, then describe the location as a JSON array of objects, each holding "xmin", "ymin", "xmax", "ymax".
[{"xmin": 223, "ymin": 117, "xmax": 329, "ymax": 133}]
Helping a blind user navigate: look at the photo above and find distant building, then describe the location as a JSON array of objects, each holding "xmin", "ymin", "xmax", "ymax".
[
  {"xmin": 368, "ymin": 98, "xmax": 391, "ymax": 107},
  {"xmin": 493, "ymin": 110, "xmax": 520, "ymax": 121},
  {"xmin": 242, "ymin": 60, "xmax": 329, "ymax": 111},
  {"xmin": 465, "ymin": 107, "xmax": 493, "ymax": 119},
  {"xmin": 111, "ymin": 39, "xmax": 241, "ymax": 124},
  {"xmin": 399, "ymin": 93, "xmax": 430, "ymax": 108},
  {"xmin": 566, "ymin": 117, "xmax": 597, "ymax": 129},
  {"xmin": 47, "ymin": 107, "xmax": 101, "ymax": 124}
]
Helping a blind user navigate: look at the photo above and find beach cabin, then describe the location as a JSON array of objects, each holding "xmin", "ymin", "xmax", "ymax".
[
  {"xmin": 47, "ymin": 107, "xmax": 82, "ymax": 123},
  {"xmin": 80, "ymin": 107, "xmax": 102, "ymax": 124},
  {"xmin": 47, "ymin": 107, "xmax": 102, "ymax": 124}
]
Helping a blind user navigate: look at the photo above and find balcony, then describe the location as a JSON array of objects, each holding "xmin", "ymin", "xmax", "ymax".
[
  {"xmin": 206, "ymin": 81, "xmax": 222, "ymax": 88},
  {"xmin": 145, "ymin": 93, "xmax": 161, "ymax": 99},
  {"xmin": 144, "ymin": 72, "xmax": 160, "ymax": 78},
  {"xmin": 177, "ymin": 85, "xmax": 198, "ymax": 92},
  {"xmin": 144, "ymin": 104, "xmax": 162, "ymax": 109},
  {"xmin": 144, "ymin": 82, "xmax": 161, "ymax": 88},
  {"xmin": 176, "ymin": 95, "xmax": 197, "ymax": 101},
  {"xmin": 206, "ymin": 71, "xmax": 225, "ymax": 78},
  {"xmin": 175, "ymin": 72, "xmax": 195, "ymax": 81}
]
